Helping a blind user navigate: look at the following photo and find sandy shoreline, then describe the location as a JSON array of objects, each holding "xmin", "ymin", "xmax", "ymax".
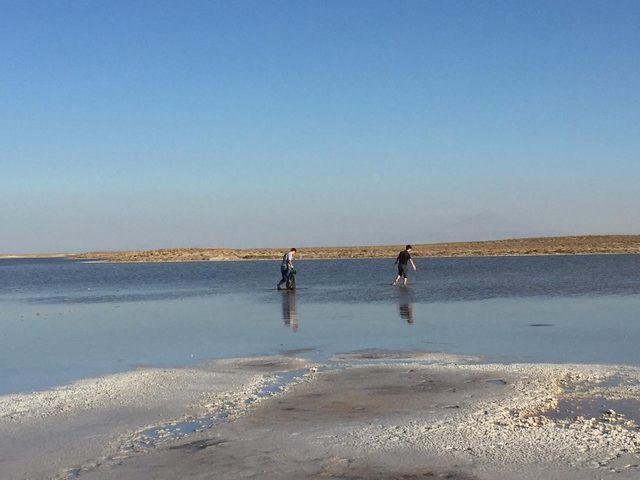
[
  {"xmin": 2, "ymin": 235, "xmax": 638, "ymax": 262},
  {"xmin": 1, "ymin": 352, "xmax": 639, "ymax": 479},
  {"xmin": 73, "ymin": 235, "xmax": 640, "ymax": 262},
  {"xmin": 75, "ymin": 251, "xmax": 640, "ymax": 265}
]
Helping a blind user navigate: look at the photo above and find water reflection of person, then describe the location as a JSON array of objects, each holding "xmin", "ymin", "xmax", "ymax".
[
  {"xmin": 398, "ymin": 289, "xmax": 415, "ymax": 324},
  {"xmin": 399, "ymin": 302, "xmax": 414, "ymax": 324},
  {"xmin": 281, "ymin": 290, "xmax": 298, "ymax": 332}
]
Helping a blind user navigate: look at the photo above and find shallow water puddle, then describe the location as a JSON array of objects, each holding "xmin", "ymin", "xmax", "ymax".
[
  {"xmin": 545, "ymin": 396, "xmax": 640, "ymax": 426},
  {"xmin": 125, "ymin": 368, "xmax": 321, "ymax": 451},
  {"xmin": 486, "ymin": 378, "xmax": 507, "ymax": 385}
]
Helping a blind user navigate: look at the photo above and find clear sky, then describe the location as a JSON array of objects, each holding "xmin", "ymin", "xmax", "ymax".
[{"xmin": 1, "ymin": 0, "xmax": 639, "ymax": 253}]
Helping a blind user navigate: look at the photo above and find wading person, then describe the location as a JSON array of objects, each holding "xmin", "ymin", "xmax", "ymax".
[
  {"xmin": 392, "ymin": 244, "xmax": 416, "ymax": 286},
  {"xmin": 277, "ymin": 248, "xmax": 297, "ymax": 290}
]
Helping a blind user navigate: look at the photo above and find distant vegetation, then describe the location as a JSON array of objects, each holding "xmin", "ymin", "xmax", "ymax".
[{"xmin": 68, "ymin": 235, "xmax": 640, "ymax": 262}]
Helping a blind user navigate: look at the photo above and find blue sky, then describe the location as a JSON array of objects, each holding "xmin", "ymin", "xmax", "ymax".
[{"xmin": 1, "ymin": 0, "xmax": 639, "ymax": 252}]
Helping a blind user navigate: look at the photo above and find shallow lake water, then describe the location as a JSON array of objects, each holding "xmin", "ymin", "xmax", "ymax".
[{"xmin": 1, "ymin": 255, "xmax": 640, "ymax": 395}]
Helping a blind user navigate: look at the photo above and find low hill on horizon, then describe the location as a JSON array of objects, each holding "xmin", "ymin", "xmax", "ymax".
[{"xmin": 65, "ymin": 235, "xmax": 640, "ymax": 262}]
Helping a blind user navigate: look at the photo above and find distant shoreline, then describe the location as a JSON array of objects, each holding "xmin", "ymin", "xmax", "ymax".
[
  {"xmin": 75, "ymin": 251, "xmax": 640, "ymax": 265},
  {"xmin": 2, "ymin": 235, "xmax": 640, "ymax": 263},
  {"xmin": 0, "ymin": 253, "xmax": 67, "ymax": 260}
]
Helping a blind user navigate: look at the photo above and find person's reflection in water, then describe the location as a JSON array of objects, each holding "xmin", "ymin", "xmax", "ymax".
[
  {"xmin": 281, "ymin": 290, "xmax": 298, "ymax": 332},
  {"xmin": 398, "ymin": 289, "xmax": 415, "ymax": 324}
]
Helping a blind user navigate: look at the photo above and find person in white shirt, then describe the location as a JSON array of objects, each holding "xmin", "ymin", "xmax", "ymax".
[{"xmin": 277, "ymin": 248, "xmax": 297, "ymax": 290}]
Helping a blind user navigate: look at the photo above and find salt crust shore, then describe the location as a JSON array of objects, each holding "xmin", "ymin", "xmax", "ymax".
[
  {"xmin": 1, "ymin": 353, "xmax": 639, "ymax": 479},
  {"xmin": 0, "ymin": 356, "xmax": 309, "ymax": 479},
  {"xmin": 345, "ymin": 363, "xmax": 640, "ymax": 479}
]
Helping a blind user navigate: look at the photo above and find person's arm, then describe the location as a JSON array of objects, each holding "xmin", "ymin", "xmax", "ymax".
[
  {"xmin": 410, "ymin": 258, "xmax": 417, "ymax": 271},
  {"xmin": 395, "ymin": 254, "xmax": 399, "ymax": 265}
]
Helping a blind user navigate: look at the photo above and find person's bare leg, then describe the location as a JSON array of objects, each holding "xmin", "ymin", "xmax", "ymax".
[
  {"xmin": 392, "ymin": 275, "xmax": 400, "ymax": 286},
  {"xmin": 403, "ymin": 277, "xmax": 408, "ymax": 287}
]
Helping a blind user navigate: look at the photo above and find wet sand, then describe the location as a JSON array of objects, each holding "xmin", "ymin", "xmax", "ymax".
[{"xmin": 2, "ymin": 352, "xmax": 640, "ymax": 479}]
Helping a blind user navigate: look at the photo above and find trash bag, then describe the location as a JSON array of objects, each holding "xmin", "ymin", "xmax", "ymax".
[{"xmin": 286, "ymin": 268, "xmax": 296, "ymax": 290}]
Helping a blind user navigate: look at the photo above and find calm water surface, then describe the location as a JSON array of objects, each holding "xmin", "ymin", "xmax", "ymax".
[{"xmin": 1, "ymin": 255, "xmax": 639, "ymax": 394}]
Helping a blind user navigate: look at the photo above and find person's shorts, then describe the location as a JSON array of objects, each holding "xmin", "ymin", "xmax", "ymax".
[{"xmin": 398, "ymin": 264, "xmax": 408, "ymax": 277}]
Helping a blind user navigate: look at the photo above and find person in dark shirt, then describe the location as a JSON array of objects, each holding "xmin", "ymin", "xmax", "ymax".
[{"xmin": 392, "ymin": 245, "xmax": 417, "ymax": 286}]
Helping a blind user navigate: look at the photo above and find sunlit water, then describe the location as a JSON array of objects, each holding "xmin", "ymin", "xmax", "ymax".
[{"xmin": 1, "ymin": 255, "xmax": 639, "ymax": 395}]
